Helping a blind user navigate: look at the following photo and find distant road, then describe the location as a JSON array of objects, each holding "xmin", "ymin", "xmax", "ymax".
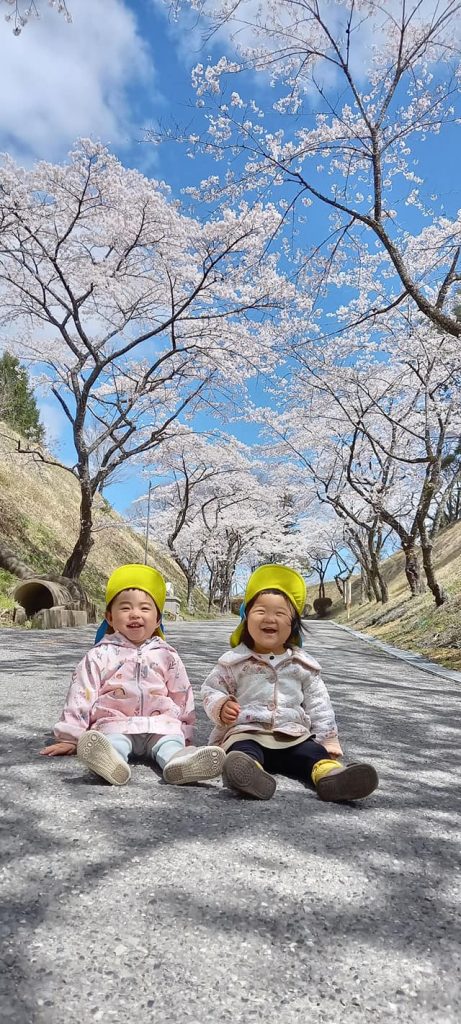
[{"xmin": 0, "ymin": 619, "xmax": 459, "ymax": 1024}]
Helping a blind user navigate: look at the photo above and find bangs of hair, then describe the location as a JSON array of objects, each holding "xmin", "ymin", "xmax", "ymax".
[
  {"xmin": 106, "ymin": 588, "xmax": 159, "ymax": 614},
  {"xmin": 241, "ymin": 588, "xmax": 304, "ymax": 649}
]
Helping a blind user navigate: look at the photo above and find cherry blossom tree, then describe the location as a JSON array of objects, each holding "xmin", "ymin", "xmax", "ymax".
[
  {"xmin": 203, "ymin": 463, "xmax": 316, "ymax": 608},
  {"xmin": 135, "ymin": 430, "xmax": 313, "ymax": 609},
  {"xmin": 301, "ymin": 437, "xmax": 393, "ymax": 604},
  {"xmin": 164, "ymin": 0, "xmax": 461, "ymax": 339},
  {"xmin": 267, "ymin": 313, "xmax": 461, "ymax": 604},
  {"xmin": 426, "ymin": 431, "xmax": 461, "ymax": 536},
  {"xmin": 0, "ymin": 140, "xmax": 293, "ymax": 578},
  {"xmin": 258, "ymin": 393, "xmax": 395, "ymax": 602},
  {"xmin": 1, "ymin": 1, "xmax": 72, "ymax": 36},
  {"xmin": 132, "ymin": 428, "xmax": 259, "ymax": 608},
  {"xmin": 330, "ymin": 540, "xmax": 358, "ymax": 601},
  {"xmin": 301, "ymin": 517, "xmax": 336, "ymax": 614}
]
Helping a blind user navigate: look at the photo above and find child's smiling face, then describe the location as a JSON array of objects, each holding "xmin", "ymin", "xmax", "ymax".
[
  {"xmin": 106, "ymin": 588, "xmax": 160, "ymax": 645},
  {"xmin": 247, "ymin": 591, "xmax": 294, "ymax": 654}
]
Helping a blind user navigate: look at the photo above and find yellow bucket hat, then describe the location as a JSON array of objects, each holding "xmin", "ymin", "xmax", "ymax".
[
  {"xmin": 230, "ymin": 564, "xmax": 306, "ymax": 648},
  {"xmin": 105, "ymin": 564, "xmax": 167, "ymax": 639}
]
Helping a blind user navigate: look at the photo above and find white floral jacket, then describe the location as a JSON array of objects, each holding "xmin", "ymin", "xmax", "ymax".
[{"xmin": 201, "ymin": 643, "xmax": 340, "ymax": 748}]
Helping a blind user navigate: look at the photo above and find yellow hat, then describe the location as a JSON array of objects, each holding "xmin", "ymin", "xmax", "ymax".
[
  {"xmin": 230, "ymin": 564, "xmax": 306, "ymax": 648},
  {"xmin": 105, "ymin": 564, "xmax": 166, "ymax": 639}
]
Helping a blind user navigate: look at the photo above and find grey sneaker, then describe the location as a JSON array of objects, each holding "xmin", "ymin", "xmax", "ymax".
[
  {"xmin": 223, "ymin": 751, "xmax": 276, "ymax": 800},
  {"xmin": 315, "ymin": 762, "xmax": 378, "ymax": 802},
  {"xmin": 77, "ymin": 732, "xmax": 131, "ymax": 786},
  {"xmin": 162, "ymin": 745, "xmax": 226, "ymax": 785}
]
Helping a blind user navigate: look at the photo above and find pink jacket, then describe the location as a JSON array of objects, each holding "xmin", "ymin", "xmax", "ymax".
[{"xmin": 54, "ymin": 632, "xmax": 195, "ymax": 744}]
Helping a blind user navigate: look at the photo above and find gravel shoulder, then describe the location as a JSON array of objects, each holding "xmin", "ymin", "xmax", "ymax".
[{"xmin": 0, "ymin": 619, "xmax": 460, "ymax": 1024}]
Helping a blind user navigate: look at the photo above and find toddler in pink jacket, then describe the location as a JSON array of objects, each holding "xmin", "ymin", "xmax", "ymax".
[{"xmin": 40, "ymin": 563, "xmax": 225, "ymax": 787}]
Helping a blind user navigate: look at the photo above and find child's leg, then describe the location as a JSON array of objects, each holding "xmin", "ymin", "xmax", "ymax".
[
  {"xmin": 223, "ymin": 740, "xmax": 277, "ymax": 800},
  {"xmin": 77, "ymin": 732, "xmax": 132, "ymax": 786},
  {"xmin": 150, "ymin": 734, "xmax": 186, "ymax": 769},
  {"xmin": 270, "ymin": 738, "xmax": 330, "ymax": 780},
  {"xmin": 109, "ymin": 734, "xmax": 133, "ymax": 762},
  {"xmin": 279, "ymin": 739, "xmax": 378, "ymax": 801},
  {"xmin": 151, "ymin": 734, "xmax": 226, "ymax": 786}
]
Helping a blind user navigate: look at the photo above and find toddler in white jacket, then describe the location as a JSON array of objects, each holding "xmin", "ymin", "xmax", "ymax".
[{"xmin": 201, "ymin": 564, "xmax": 378, "ymax": 802}]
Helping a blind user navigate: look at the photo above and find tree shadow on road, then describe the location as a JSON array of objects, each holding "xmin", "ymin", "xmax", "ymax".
[{"xmin": 1, "ymin": 621, "xmax": 460, "ymax": 1022}]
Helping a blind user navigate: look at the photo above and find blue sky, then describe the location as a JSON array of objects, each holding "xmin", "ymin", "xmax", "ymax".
[
  {"xmin": 0, "ymin": 0, "xmax": 274, "ymax": 512},
  {"xmin": 0, "ymin": 0, "xmax": 460, "ymax": 518}
]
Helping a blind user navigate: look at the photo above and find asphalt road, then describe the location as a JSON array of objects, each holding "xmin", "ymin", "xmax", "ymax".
[{"xmin": 0, "ymin": 618, "xmax": 460, "ymax": 1024}]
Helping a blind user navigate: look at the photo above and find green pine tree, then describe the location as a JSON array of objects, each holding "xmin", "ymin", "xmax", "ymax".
[{"xmin": 0, "ymin": 351, "xmax": 45, "ymax": 444}]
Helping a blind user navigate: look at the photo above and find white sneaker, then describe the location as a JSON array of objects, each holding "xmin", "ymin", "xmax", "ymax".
[
  {"xmin": 162, "ymin": 745, "xmax": 226, "ymax": 785},
  {"xmin": 77, "ymin": 732, "xmax": 131, "ymax": 786}
]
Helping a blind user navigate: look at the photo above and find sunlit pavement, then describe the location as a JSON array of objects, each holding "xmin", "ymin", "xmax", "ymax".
[{"xmin": 0, "ymin": 619, "xmax": 459, "ymax": 1024}]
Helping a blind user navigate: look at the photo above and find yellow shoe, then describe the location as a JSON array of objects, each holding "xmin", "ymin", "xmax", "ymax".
[{"xmin": 312, "ymin": 759, "xmax": 378, "ymax": 802}]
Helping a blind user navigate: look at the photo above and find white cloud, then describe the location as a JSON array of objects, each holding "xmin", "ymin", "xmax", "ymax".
[{"xmin": 0, "ymin": 0, "xmax": 156, "ymax": 163}]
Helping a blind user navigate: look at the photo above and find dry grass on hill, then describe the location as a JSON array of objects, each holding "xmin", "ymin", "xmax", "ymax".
[
  {"xmin": 307, "ymin": 520, "xmax": 461, "ymax": 671},
  {"xmin": 0, "ymin": 425, "xmax": 208, "ymax": 621}
]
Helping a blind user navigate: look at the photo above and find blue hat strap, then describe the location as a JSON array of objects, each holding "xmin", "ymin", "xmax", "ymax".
[{"xmin": 95, "ymin": 619, "xmax": 109, "ymax": 644}]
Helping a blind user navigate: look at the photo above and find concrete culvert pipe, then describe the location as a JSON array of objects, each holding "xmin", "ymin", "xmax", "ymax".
[{"xmin": 13, "ymin": 579, "xmax": 76, "ymax": 618}]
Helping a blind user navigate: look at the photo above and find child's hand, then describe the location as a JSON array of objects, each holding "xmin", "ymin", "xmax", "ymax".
[
  {"xmin": 40, "ymin": 741, "xmax": 77, "ymax": 756},
  {"xmin": 219, "ymin": 698, "xmax": 241, "ymax": 725}
]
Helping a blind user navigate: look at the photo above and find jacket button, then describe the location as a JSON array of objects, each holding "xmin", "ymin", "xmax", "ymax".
[{"xmin": 268, "ymin": 701, "xmax": 276, "ymax": 711}]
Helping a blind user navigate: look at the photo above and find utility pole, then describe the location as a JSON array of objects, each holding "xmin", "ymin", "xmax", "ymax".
[{"xmin": 144, "ymin": 481, "xmax": 152, "ymax": 564}]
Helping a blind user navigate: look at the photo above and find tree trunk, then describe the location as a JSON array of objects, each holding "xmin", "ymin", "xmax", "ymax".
[
  {"xmin": 207, "ymin": 571, "xmax": 218, "ymax": 611},
  {"xmin": 401, "ymin": 544, "xmax": 421, "ymax": 597},
  {"xmin": 369, "ymin": 572, "xmax": 381, "ymax": 602},
  {"xmin": 218, "ymin": 564, "xmax": 233, "ymax": 612},
  {"xmin": 369, "ymin": 550, "xmax": 388, "ymax": 604},
  {"xmin": 377, "ymin": 572, "xmax": 389, "ymax": 604},
  {"xmin": 62, "ymin": 485, "xmax": 94, "ymax": 579},
  {"xmin": 186, "ymin": 576, "xmax": 195, "ymax": 613},
  {"xmin": 348, "ymin": 531, "xmax": 375, "ymax": 602},
  {"xmin": 418, "ymin": 523, "xmax": 447, "ymax": 606},
  {"xmin": 0, "ymin": 540, "xmax": 35, "ymax": 579}
]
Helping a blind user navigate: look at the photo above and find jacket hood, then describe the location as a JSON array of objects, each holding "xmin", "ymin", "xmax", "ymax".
[{"xmin": 218, "ymin": 642, "xmax": 321, "ymax": 673}]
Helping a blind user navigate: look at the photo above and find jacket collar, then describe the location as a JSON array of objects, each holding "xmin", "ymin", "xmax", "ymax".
[
  {"xmin": 218, "ymin": 642, "xmax": 321, "ymax": 673},
  {"xmin": 96, "ymin": 631, "xmax": 171, "ymax": 652}
]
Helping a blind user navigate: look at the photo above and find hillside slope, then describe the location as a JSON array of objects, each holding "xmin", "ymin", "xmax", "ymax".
[
  {"xmin": 0, "ymin": 425, "xmax": 207, "ymax": 621},
  {"xmin": 307, "ymin": 520, "xmax": 461, "ymax": 671}
]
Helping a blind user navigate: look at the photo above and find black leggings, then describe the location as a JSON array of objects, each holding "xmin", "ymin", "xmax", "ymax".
[{"xmin": 227, "ymin": 738, "xmax": 330, "ymax": 783}]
